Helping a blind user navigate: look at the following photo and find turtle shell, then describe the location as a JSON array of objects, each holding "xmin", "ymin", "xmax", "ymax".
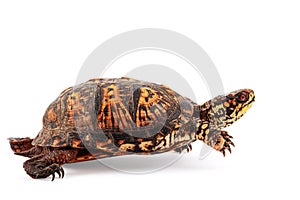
[{"xmin": 32, "ymin": 77, "xmax": 193, "ymax": 153}]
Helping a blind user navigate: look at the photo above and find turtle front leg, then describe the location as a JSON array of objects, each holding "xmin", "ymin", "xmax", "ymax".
[
  {"xmin": 23, "ymin": 148, "xmax": 78, "ymax": 180},
  {"xmin": 207, "ymin": 130, "xmax": 235, "ymax": 156},
  {"xmin": 197, "ymin": 129, "xmax": 235, "ymax": 156}
]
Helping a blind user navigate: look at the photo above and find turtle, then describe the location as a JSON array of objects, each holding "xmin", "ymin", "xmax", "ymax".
[{"xmin": 9, "ymin": 77, "xmax": 255, "ymax": 180}]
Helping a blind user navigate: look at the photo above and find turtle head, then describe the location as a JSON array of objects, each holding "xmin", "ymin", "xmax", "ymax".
[{"xmin": 201, "ymin": 89, "xmax": 255, "ymax": 129}]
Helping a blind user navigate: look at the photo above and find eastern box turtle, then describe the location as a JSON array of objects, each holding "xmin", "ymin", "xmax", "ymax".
[{"xmin": 9, "ymin": 77, "xmax": 255, "ymax": 180}]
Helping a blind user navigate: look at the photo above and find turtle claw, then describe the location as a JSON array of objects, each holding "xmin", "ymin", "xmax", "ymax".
[
  {"xmin": 220, "ymin": 138, "xmax": 234, "ymax": 156},
  {"xmin": 56, "ymin": 168, "xmax": 61, "ymax": 178},
  {"xmin": 228, "ymin": 146, "xmax": 232, "ymax": 154},
  {"xmin": 221, "ymin": 149, "xmax": 226, "ymax": 157},
  {"xmin": 50, "ymin": 165, "xmax": 64, "ymax": 181},
  {"xmin": 211, "ymin": 131, "xmax": 235, "ymax": 156},
  {"xmin": 51, "ymin": 173, "xmax": 55, "ymax": 181},
  {"xmin": 221, "ymin": 131, "xmax": 233, "ymax": 139},
  {"xmin": 61, "ymin": 167, "xmax": 65, "ymax": 179},
  {"xmin": 224, "ymin": 136, "xmax": 235, "ymax": 147},
  {"xmin": 23, "ymin": 149, "xmax": 76, "ymax": 180},
  {"xmin": 30, "ymin": 164, "xmax": 64, "ymax": 181}
]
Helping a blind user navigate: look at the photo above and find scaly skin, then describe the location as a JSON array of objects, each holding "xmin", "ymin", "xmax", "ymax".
[
  {"xmin": 195, "ymin": 89, "xmax": 255, "ymax": 155},
  {"xmin": 9, "ymin": 137, "xmax": 33, "ymax": 153},
  {"xmin": 23, "ymin": 148, "xmax": 78, "ymax": 181}
]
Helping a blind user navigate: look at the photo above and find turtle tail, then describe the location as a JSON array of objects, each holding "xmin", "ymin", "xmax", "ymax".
[{"xmin": 8, "ymin": 137, "xmax": 34, "ymax": 154}]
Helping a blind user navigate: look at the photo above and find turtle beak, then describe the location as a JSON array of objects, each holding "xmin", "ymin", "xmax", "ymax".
[
  {"xmin": 239, "ymin": 89, "xmax": 255, "ymax": 117},
  {"xmin": 251, "ymin": 91, "xmax": 255, "ymax": 102},
  {"xmin": 247, "ymin": 89, "xmax": 255, "ymax": 104}
]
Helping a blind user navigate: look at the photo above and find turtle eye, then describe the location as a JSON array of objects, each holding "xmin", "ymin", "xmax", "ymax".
[{"xmin": 237, "ymin": 92, "xmax": 248, "ymax": 103}]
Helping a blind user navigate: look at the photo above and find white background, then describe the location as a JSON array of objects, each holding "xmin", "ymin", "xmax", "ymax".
[{"xmin": 0, "ymin": 0, "xmax": 299, "ymax": 199}]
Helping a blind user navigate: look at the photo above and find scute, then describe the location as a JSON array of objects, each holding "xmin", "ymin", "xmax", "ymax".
[{"xmin": 33, "ymin": 77, "xmax": 187, "ymax": 151}]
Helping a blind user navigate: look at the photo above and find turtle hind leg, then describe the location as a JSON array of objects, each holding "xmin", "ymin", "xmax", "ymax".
[
  {"xmin": 8, "ymin": 137, "xmax": 33, "ymax": 154},
  {"xmin": 23, "ymin": 148, "xmax": 78, "ymax": 180}
]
